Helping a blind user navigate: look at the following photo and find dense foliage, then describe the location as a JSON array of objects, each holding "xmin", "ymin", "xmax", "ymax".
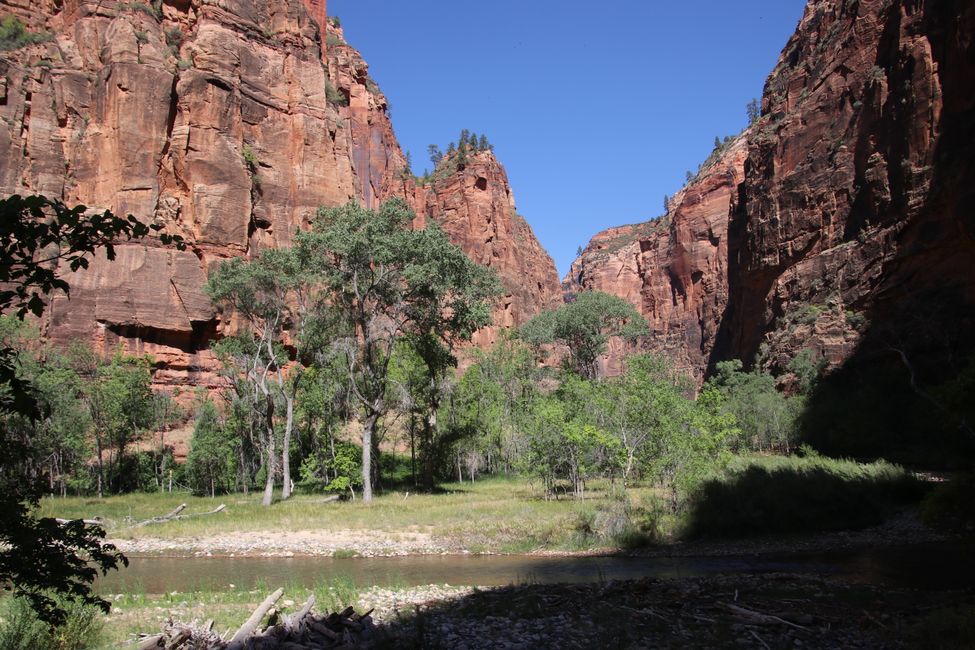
[{"xmin": 0, "ymin": 194, "xmax": 183, "ymax": 624}]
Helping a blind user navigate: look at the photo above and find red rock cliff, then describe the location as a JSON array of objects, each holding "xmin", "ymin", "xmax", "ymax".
[
  {"xmin": 568, "ymin": 0, "xmax": 974, "ymax": 388},
  {"xmin": 412, "ymin": 151, "xmax": 563, "ymax": 351},
  {"xmin": 564, "ymin": 136, "xmax": 749, "ymax": 381},
  {"xmin": 0, "ymin": 0, "xmax": 561, "ymax": 391}
]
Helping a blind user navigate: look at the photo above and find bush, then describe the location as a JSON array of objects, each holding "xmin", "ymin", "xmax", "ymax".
[
  {"xmin": 0, "ymin": 15, "xmax": 53, "ymax": 51},
  {"xmin": 686, "ymin": 455, "xmax": 924, "ymax": 538},
  {"xmin": 325, "ymin": 81, "xmax": 348, "ymax": 106},
  {"xmin": 0, "ymin": 595, "xmax": 103, "ymax": 650}
]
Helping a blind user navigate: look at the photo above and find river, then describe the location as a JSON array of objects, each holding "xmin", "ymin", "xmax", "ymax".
[{"xmin": 96, "ymin": 540, "xmax": 974, "ymax": 594}]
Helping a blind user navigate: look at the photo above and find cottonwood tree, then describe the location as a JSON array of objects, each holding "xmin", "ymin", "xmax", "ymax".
[
  {"xmin": 206, "ymin": 248, "xmax": 325, "ymax": 504},
  {"xmin": 520, "ymin": 290, "xmax": 649, "ymax": 380},
  {"xmin": 294, "ymin": 198, "xmax": 499, "ymax": 501},
  {"xmin": 86, "ymin": 352, "xmax": 155, "ymax": 495},
  {"xmin": 397, "ymin": 224, "xmax": 500, "ymax": 489},
  {"xmin": 186, "ymin": 400, "xmax": 235, "ymax": 497}
]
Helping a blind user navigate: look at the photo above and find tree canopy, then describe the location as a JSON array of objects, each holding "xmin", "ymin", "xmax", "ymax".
[{"xmin": 520, "ymin": 291, "xmax": 649, "ymax": 379}]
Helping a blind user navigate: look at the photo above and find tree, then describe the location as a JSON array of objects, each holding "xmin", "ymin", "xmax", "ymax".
[
  {"xmin": 706, "ymin": 360, "xmax": 798, "ymax": 452},
  {"xmin": 427, "ymin": 144, "xmax": 443, "ymax": 167},
  {"xmin": 206, "ymin": 247, "xmax": 324, "ymax": 504},
  {"xmin": 186, "ymin": 400, "xmax": 235, "ymax": 497},
  {"xmin": 713, "ymin": 136, "xmax": 721, "ymax": 150},
  {"xmin": 746, "ymin": 97, "xmax": 761, "ymax": 124},
  {"xmin": 0, "ymin": 194, "xmax": 179, "ymax": 623},
  {"xmin": 520, "ymin": 291, "xmax": 649, "ymax": 380},
  {"xmin": 396, "ymin": 223, "xmax": 501, "ymax": 489},
  {"xmin": 663, "ymin": 194, "xmax": 670, "ymax": 214},
  {"xmin": 478, "ymin": 134, "xmax": 489, "ymax": 151},
  {"xmin": 86, "ymin": 352, "xmax": 155, "ymax": 495},
  {"xmin": 294, "ymin": 199, "xmax": 499, "ymax": 500}
]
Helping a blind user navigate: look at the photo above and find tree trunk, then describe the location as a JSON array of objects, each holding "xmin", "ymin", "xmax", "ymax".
[
  {"xmin": 261, "ymin": 409, "xmax": 276, "ymax": 506},
  {"xmin": 409, "ymin": 415, "xmax": 417, "ymax": 488},
  {"xmin": 281, "ymin": 394, "xmax": 295, "ymax": 501},
  {"xmin": 361, "ymin": 413, "xmax": 377, "ymax": 502},
  {"xmin": 95, "ymin": 434, "xmax": 104, "ymax": 498}
]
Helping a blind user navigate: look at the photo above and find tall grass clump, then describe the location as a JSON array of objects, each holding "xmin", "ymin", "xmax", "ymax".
[
  {"xmin": 0, "ymin": 596, "xmax": 103, "ymax": 650},
  {"xmin": 685, "ymin": 453, "xmax": 924, "ymax": 538}
]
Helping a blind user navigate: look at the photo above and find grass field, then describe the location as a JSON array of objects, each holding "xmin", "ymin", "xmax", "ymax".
[{"xmin": 38, "ymin": 476, "xmax": 665, "ymax": 554}]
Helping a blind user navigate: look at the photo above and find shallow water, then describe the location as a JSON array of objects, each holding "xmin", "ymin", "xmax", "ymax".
[{"xmin": 97, "ymin": 540, "xmax": 974, "ymax": 594}]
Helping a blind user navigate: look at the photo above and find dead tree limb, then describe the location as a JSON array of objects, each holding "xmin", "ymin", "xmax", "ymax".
[
  {"xmin": 720, "ymin": 602, "xmax": 809, "ymax": 631},
  {"xmin": 228, "ymin": 588, "xmax": 284, "ymax": 650}
]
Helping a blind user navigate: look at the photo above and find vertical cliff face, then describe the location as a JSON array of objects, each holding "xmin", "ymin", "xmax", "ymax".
[
  {"xmin": 564, "ymin": 136, "xmax": 749, "ymax": 381},
  {"xmin": 568, "ymin": 0, "xmax": 974, "ymax": 399},
  {"xmin": 725, "ymin": 0, "xmax": 975, "ymax": 382},
  {"xmin": 0, "ymin": 0, "xmax": 561, "ymax": 391},
  {"xmin": 413, "ymin": 151, "xmax": 563, "ymax": 350}
]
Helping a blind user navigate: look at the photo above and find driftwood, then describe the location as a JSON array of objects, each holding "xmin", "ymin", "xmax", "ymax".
[
  {"xmin": 139, "ymin": 588, "xmax": 375, "ymax": 649},
  {"xmin": 719, "ymin": 602, "xmax": 810, "ymax": 631},
  {"xmin": 228, "ymin": 588, "xmax": 284, "ymax": 649},
  {"xmin": 54, "ymin": 517, "xmax": 104, "ymax": 526},
  {"xmin": 133, "ymin": 503, "xmax": 226, "ymax": 528}
]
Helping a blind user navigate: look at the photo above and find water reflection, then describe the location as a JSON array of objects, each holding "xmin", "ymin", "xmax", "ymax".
[{"xmin": 97, "ymin": 541, "xmax": 973, "ymax": 594}]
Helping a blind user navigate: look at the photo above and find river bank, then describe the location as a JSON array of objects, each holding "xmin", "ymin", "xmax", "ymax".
[
  {"xmin": 106, "ymin": 506, "xmax": 948, "ymax": 561},
  {"xmin": 106, "ymin": 558, "xmax": 975, "ymax": 649}
]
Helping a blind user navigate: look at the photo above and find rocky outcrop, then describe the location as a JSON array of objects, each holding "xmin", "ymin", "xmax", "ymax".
[
  {"xmin": 0, "ymin": 0, "xmax": 560, "ymax": 392},
  {"xmin": 568, "ymin": 0, "xmax": 974, "ymax": 396},
  {"xmin": 724, "ymin": 0, "xmax": 975, "ymax": 380},
  {"xmin": 564, "ymin": 136, "xmax": 749, "ymax": 381},
  {"xmin": 413, "ymin": 151, "xmax": 563, "ymax": 350}
]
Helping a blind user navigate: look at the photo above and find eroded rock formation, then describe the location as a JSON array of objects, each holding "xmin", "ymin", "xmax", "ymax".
[
  {"xmin": 564, "ymin": 137, "xmax": 749, "ymax": 381},
  {"xmin": 0, "ymin": 0, "xmax": 561, "ymax": 392},
  {"xmin": 412, "ymin": 151, "xmax": 563, "ymax": 350},
  {"xmin": 568, "ymin": 0, "xmax": 975, "ymax": 394}
]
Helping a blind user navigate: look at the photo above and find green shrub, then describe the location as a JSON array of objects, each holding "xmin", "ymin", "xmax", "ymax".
[
  {"xmin": 164, "ymin": 26, "xmax": 183, "ymax": 48},
  {"xmin": 0, "ymin": 595, "xmax": 103, "ymax": 650},
  {"xmin": 0, "ymin": 15, "xmax": 53, "ymax": 51},
  {"xmin": 325, "ymin": 80, "xmax": 347, "ymax": 106},
  {"xmin": 686, "ymin": 455, "xmax": 924, "ymax": 538}
]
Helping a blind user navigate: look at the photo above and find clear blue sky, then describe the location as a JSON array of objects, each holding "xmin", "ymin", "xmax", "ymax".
[{"xmin": 328, "ymin": 1, "xmax": 808, "ymax": 277}]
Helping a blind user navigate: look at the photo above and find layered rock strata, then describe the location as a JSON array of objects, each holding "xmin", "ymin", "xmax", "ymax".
[
  {"xmin": 564, "ymin": 137, "xmax": 748, "ymax": 381},
  {"xmin": 568, "ymin": 0, "xmax": 975, "ymax": 390},
  {"xmin": 412, "ymin": 151, "xmax": 563, "ymax": 350},
  {"xmin": 0, "ymin": 0, "xmax": 561, "ymax": 392}
]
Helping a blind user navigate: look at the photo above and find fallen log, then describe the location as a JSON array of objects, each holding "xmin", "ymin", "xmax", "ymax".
[
  {"xmin": 54, "ymin": 518, "xmax": 104, "ymax": 526},
  {"xmin": 719, "ymin": 602, "xmax": 809, "ymax": 631},
  {"xmin": 141, "ymin": 590, "xmax": 377, "ymax": 649},
  {"xmin": 288, "ymin": 595, "xmax": 316, "ymax": 634},
  {"xmin": 136, "ymin": 633, "xmax": 164, "ymax": 649},
  {"xmin": 228, "ymin": 587, "xmax": 284, "ymax": 649}
]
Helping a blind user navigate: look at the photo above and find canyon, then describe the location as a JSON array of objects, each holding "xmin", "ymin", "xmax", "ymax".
[
  {"xmin": 0, "ymin": 0, "xmax": 972, "ymax": 454},
  {"xmin": 0, "ymin": 0, "xmax": 562, "ymax": 393},
  {"xmin": 566, "ymin": 0, "xmax": 975, "ymax": 401}
]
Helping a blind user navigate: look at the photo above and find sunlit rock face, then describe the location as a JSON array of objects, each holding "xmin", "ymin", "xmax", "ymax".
[
  {"xmin": 568, "ymin": 0, "xmax": 975, "ymax": 385},
  {"xmin": 564, "ymin": 137, "xmax": 748, "ymax": 382},
  {"xmin": 0, "ymin": 0, "xmax": 561, "ymax": 392},
  {"xmin": 411, "ymin": 151, "xmax": 563, "ymax": 351}
]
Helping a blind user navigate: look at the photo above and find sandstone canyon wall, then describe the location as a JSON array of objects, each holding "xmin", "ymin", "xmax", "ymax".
[
  {"xmin": 0, "ymin": 0, "xmax": 562, "ymax": 392},
  {"xmin": 411, "ymin": 151, "xmax": 563, "ymax": 350},
  {"xmin": 563, "ymin": 136, "xmax": 749, "ymax": 382},
  {"xmin": 568, "ymin": 0, "xmax": 974, "ymax": 391}
]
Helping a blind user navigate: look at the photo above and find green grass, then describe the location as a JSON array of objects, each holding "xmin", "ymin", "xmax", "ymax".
[
  {"xmin": 78, "ymin": 577, "xmax": 359, "ymax": 647},
  {"xmin": 38, "ymin": 476, "xmax": 662, "ymax": 553},
  {"xmin": 685, "ymin": 454, "xmax": 925, "ymax": 538}
]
